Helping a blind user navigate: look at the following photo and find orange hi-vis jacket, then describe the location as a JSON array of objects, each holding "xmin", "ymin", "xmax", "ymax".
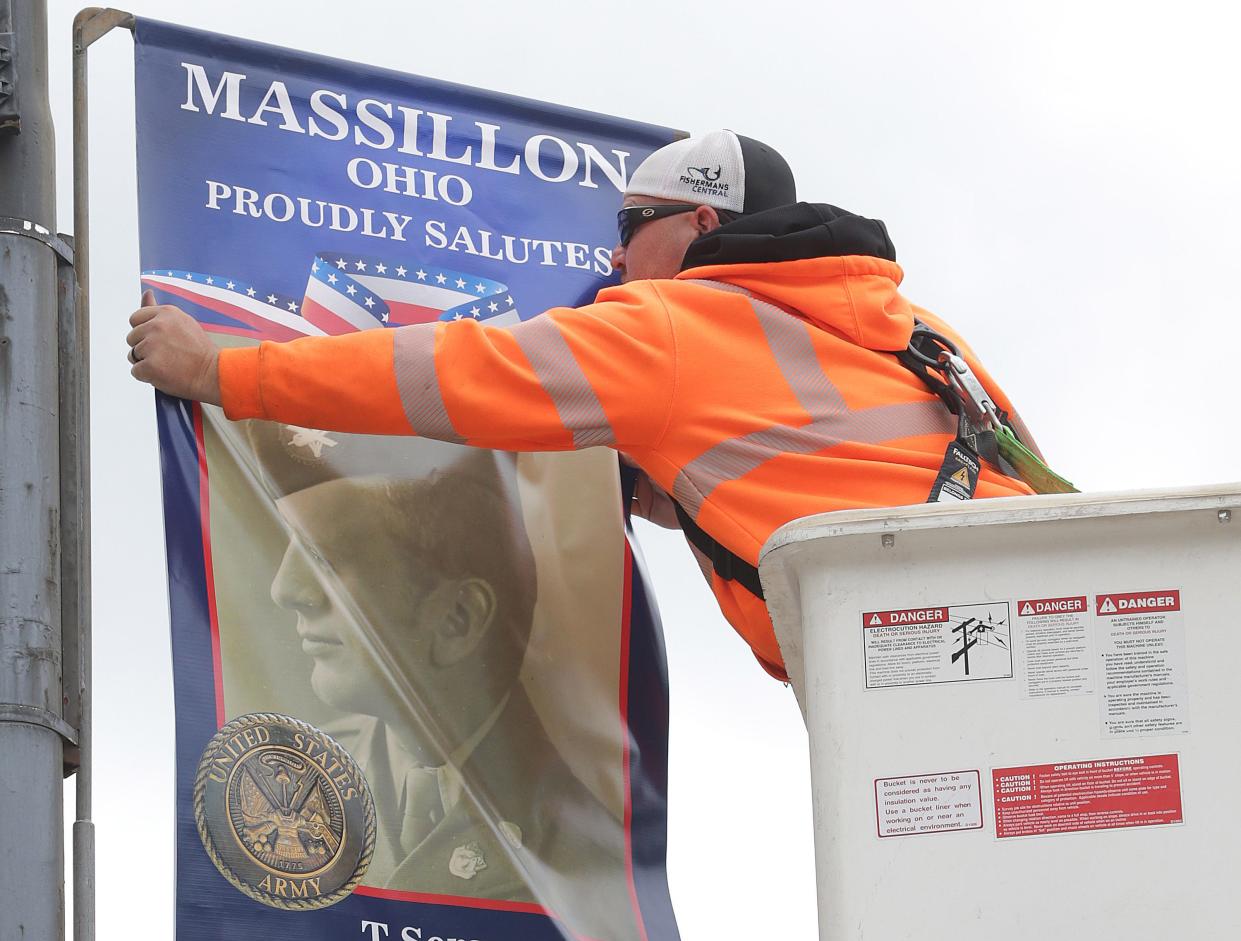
[{"xmin": 219, "ymin": 239, "xmax": 1035, "ymax": 680}]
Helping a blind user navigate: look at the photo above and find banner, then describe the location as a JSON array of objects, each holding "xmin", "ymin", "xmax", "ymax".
[{"xmin": 134, "ymin": 20, "xmax": 680, "ymax": 940}]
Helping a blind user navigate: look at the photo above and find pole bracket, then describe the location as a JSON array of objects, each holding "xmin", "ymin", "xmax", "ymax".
[
  {"xmin": 0, "ymin": 214, "xmax": 75, "ymax": 264},
  {"xmin": 73, "ymin": 8, "xmax": 135, "ymax": 54},
  {"xmin": 0, "ymin": 703, "xmax": 80, "ymax": 746}
]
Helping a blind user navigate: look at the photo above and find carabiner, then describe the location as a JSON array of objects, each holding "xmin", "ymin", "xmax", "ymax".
[
  {"xmin": 905, "ymin": 321, "xmax": 960, "ymax": 372},
  {"xmin": 937, "ymin": 351, "xmax": 1000, "ymax": 430}
]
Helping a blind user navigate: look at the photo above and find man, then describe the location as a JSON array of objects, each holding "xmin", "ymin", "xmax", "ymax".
[
  {"xmin": 129, "ymin": 129, "xmax": 1041, "ymax": 681},
  {"xmin": 227, "ymin": 422, "xmax": 635, "ymax": 935}
]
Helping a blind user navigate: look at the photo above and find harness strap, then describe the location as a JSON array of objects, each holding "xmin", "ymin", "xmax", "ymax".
[
  {"xmin": 894, "ymin": 328, "xmax": 1017, "ymax": 477},
  {"xmin": 672, "ymin": 501, "xmax": 766, "ymax": 601}
]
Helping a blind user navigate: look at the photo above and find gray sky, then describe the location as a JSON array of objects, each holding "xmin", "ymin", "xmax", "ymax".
[{"xmin": 42, "ymin": 0, "xmax": 1241, "ymax": 937}]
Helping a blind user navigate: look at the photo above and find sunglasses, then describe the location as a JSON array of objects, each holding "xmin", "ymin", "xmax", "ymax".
[{"xmin": 616, "ymin": 204, "xmax": 700, "ymax": 247}]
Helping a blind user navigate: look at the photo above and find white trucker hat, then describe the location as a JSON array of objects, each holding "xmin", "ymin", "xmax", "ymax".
[{"xmin": 625, "ymin": 129, "xmax": 796, "ymax": 215}]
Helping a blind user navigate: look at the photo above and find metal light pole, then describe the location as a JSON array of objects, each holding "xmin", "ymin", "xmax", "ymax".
[{"xmin": 0, "ymin": 1, "xmax": 68, "ymax": 938}]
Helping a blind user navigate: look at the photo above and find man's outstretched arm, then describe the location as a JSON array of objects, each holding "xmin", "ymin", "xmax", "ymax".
[{"xmin": 126, "ymin": 286, "xmax": 677, "ymax": 453}]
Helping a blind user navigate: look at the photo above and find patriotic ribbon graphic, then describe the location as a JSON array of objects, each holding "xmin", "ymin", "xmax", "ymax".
[{"xmin": 142, "ymin": 252, "xmax": 520, "ymax": 341}]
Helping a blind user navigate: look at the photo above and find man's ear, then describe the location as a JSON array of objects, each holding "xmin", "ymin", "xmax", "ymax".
[
  {"xmin": 694, "ymin": 204, "xmax": 724, "ymax": 235},
  {"xmin": 431, "ymin": 578, "xmax": 497, "ymax": 668}
]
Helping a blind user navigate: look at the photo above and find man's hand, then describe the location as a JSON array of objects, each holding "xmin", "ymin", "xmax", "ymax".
[{"xmin": 127, "ymin": 290, "xmax": 223, "ymax": 406}]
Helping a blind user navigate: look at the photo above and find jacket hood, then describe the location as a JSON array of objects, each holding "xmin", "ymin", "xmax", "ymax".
[{"xmin": 677, "ymin": 202, "xmax": 916, "ymax": 351}]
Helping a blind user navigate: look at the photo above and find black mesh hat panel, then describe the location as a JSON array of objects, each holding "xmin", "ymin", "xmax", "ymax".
[{"xmin": 736, "ymin": 135, "xmax": 797, "ymax": 214}]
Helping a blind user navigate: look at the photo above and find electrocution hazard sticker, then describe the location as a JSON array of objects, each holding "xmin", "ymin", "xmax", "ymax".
[
  {"xmin": 1095, "ymin": 589, "xmax": 1189, "ymax": 738},
  {"xmin": 875, "ymin": 770, "xmax": 983, "ymax": 838},
  {"xmin": 862, "ymin": 602, "xmax": 1012, "ymax": 688},
  {"xmin": 992, "ymin": 754, "xmax": 1182, "ymax": 839}
]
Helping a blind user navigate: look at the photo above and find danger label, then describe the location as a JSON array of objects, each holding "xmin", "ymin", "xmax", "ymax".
[
  {"xmin": 865, "ymin": 607, "xmax": 949, "ymax": 627},
  {"xmin": 875, "ymin": 770, "xmax": 983, "ymax": 838},
  {"xmin": 1095, "ymin": 588, "xmax": 1189, "ymax": 738},
  {"xmin": 1096, "ymin": 590, "xmax": 1180, "ymax": 615},
  {"xmin": 862, "ymin": 601, "xmax": 1012, "ymax": 689},
  {"xmin": 1016, "ymin": 594, "xmax": 1093, "ymax": 699},
  {"xmin": 992, "ymin": 754, "xmax": 1182, "ymax": 839},
  {"xmin": 1018, "ymin": 596, "xmax": 1087, "ymax": 617}
]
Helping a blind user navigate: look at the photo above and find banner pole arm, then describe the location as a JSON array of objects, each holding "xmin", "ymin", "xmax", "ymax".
[{"xmin": 69, "ymin": 9, "xmax": 133, "ymax": 941}]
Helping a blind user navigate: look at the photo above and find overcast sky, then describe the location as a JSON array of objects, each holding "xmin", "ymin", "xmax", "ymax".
[{"xmin": 39, "ymin": 0, "xmax": 1241, "ymax": 938}]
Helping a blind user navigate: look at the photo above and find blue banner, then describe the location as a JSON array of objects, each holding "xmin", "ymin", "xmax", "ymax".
[{"xmin": 134, "ymin": 19, "xmax": 680, "ymax": 940}]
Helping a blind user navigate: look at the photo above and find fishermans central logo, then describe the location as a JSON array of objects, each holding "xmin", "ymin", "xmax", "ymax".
[
  {"xmin": 681, "ymin": 164, "xmax": 730, "ymax": 198},
  {"xmin": 194, "ymin": 713, "xmax": 375, "ymax": 910}
]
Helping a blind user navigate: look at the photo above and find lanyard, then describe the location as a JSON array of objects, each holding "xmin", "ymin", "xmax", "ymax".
[{"xmin": 898, "ymin": 322, "xmax": 1077, "ymax": 500}]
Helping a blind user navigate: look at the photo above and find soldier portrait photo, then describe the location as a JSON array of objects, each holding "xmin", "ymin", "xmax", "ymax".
[{"xmin": 198, "ymin": 412, "xmax": 640, "ymax": 938}]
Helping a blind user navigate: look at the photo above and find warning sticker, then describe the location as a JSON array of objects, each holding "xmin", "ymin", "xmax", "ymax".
[
  {"xmin": 992, "ymin": 754, "xmax": 1182, "ymax": 839},
  {"xmin": 1095, "ymin": 589, "xmax": 1189, "ymax": 738},
  {"xmin": 1019, "ymin": 596, "xmax": 1088, "ymax": 618},
  {"xmin": 862, "ymin": 602, "xmax": 1012, "ymax": 688},
  {"xmin": 1016, "ymin": 595, "xmax": 1093, "ymax": 699},
  {"xmin": 875, "ymin": 770, "xmax": 983, "ymax": 838},
  {"xmin": 1096, "ymin": 591, "xmax": 1180, "ymax": 616}
]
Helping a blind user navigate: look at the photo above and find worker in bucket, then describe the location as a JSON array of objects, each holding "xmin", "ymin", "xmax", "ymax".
[{"xmin": 127, "ymin": 129, "xmax": 1067, "ymax": 682}]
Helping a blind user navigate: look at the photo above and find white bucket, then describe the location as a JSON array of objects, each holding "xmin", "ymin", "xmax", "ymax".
[{"xmin": 759, "ymin": 485, "xmax": 1241, "ymax": 940}]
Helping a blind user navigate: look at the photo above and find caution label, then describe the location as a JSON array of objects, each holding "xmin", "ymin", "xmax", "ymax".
[
  {"xmin": 1095, "ymin": 588, "xmax": 1189, "ymax": 738},
  {"xmin": 862, "ymin": 601, "xmax": 1012, "ymax": 689},
  {"xmin": 1016, "ymin": 595, "xmax": 1093, "ymax": 700},
  {"xmin": 875, "ymin": 770, "xmax": 983, "ymax": 838},
  {"xmin": 992, "ymin": 754, "xmax": 1182, "ymax": 839}
]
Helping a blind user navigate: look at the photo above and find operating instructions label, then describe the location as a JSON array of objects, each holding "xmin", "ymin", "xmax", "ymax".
[{"xmin": 993, "ymin": 754, "xmax": 1183, "ymax": 839}]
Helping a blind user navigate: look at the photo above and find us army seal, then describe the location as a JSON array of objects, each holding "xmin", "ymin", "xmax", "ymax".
[{"xmin": 193, "ymin": 713, "xmax": 375, "ymax": 910}]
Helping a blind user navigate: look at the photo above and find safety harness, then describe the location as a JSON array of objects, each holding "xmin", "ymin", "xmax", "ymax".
[
  {"xmin": 896, "ymin": 321, "xmax": 1077, "ymax": 502},
  {"xmin": 670, "ymin": 322, "xmax": 1076, "ymax": 601}
]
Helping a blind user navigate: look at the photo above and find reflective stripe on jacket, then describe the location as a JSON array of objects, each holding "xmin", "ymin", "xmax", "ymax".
[{"xmin": 219, "ymin": 253, "xmax": 1036, "ymax": 679}]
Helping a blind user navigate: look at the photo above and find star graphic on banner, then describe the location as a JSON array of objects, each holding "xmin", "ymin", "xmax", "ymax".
[
  {"xmin": 246, "ymin": 287, "xmax": 256, "ymax": 297},
  {"xmin": 355, "ymin": 260, "xmax": 367, "ymax": 271},
  {"xmin": 205, "ymin": 276, "xmax": 214, "ymax": 285},
  {"xmin": 312, "ymin": 261, "xmax": 320, "ymax": 273},
  {"xmin": 396, "ymin": 266, "xmax": 407, "ymax": 277},
  {"xmin": 488, "ymin": 301, "xmax": 498, "ymax": 312},
  {"xmin": 166, "ymin": 270, "xmax": 174, "ymax": 277},
  {"xmin": 287, "ymin": 301, "xmax": 299, "ymax": 312},
  {"xmin": 470, "ymin": 306, "xmax": 480, "ymax": 317},
  {"xmin": 364, "ymin": 296, "xmax": 375, "ymax": 308},
  {"xmin": 375, "ymin": 262, "xmax": 387, "ymax": 274},
  {"xmin": 435, "ymin": 273, "xmax": 447, "ymax": 284},
  {"xmin": 226, "ymin": 281, "xmax": 235, "ymax": 290},
  {"xmin": 266, "ymin": 294, "xmax": 278, "ymax": 304},
  {"xmin": 286, "ymin": 425, "xmax": 338, "ymax": 458},
  {"xmin": 505, "ymin": 296, "xmax": 514, "ymax": 306},
  {"xmin": 336, "ymin": 258, "xmax": 347, "ymax": 269},
  {"xmin": 415, "ymin": 269, "xmax": 427, "ymax": 280},
  {"xmin": 381, "ymin": 313, "xmax": 390, "ymax": 323},
  {"xmin": 346, "ymin": 284, "xmax": 357, "ymax": 296},
  {"xmin": 455, "ymin": 277, "xmax": 466, "ymax": 289},
  {"xmin": 474, "ymin": 282, "xmax": 486, "ymax": 294},
  {"xmin": 453, "ymin": 313, "xmax": 463, "ymax": 320},
  {"xmin": 327, "ymin": 273, "xmax": 338, "ymax": 284},
  {"xmin": 186, "ymin": 274, "xmax": 193, "ymax": 281}
]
